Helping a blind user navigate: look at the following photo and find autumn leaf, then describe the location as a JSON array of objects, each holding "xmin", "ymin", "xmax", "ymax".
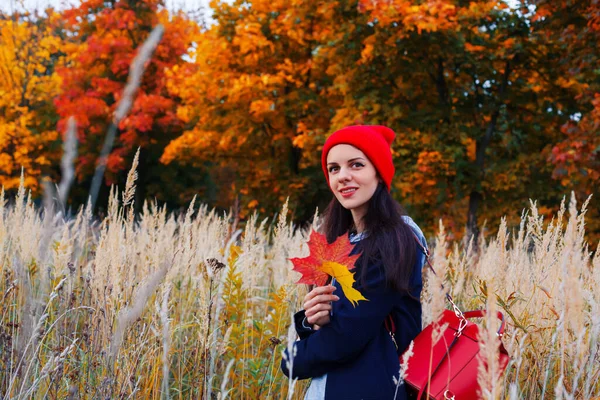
[
  {"xmin": 320, "ymin": 261, "xmax": 368, "ymax": 307},
  {"xmin": 289, "ymin": 231, "xmax": 367, "ymax": 307}
]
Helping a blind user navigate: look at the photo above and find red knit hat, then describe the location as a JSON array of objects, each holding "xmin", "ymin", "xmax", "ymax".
[{"xmin": 321, "ymin": 125, "xmax": 396, "ymax": 191}]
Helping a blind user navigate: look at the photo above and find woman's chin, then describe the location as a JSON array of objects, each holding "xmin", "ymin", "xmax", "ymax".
[
  {"xmin": 336, "ymin": 197, "xmax": 352, "ymax": 208},
  {"xmin": 338, "ymin": 198, "xmax": 364, "ymax": 211}
]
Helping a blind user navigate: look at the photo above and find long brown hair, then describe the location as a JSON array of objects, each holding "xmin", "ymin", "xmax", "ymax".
[{"xmin": 322, "ymin": 183, "xmax": 417, "ymax": 293}]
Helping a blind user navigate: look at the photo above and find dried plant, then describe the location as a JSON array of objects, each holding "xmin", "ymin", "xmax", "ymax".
[
  {"xmin": 109, "ymin": 259, "xmax": 170, "ymax": 361},
  {"xmin": 57, "ymin": 116, "xmax": 78, "ymax": 207},
  {"xmin": 122, "ymin": 147, "xmax": 140, "ymax": 209},
  {"xmin": 0, "ymin": 171, "xmax": 598, "ymax": 399}
]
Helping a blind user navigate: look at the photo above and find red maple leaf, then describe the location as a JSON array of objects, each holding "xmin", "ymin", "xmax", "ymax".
[{"xmin": 289, "ymin": 231, "xmax": 367, "ymax": 306}]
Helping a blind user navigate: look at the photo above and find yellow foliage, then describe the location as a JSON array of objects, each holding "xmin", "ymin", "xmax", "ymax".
[
  {"xmin": 0, "ymin": 17, "xmax": 63, "ymax": 192},
  {"xmin": 465, "ymin": 137, "xmax": 477, "ymax": 161}
]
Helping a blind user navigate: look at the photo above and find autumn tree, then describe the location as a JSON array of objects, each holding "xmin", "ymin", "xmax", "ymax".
[
  {"xmin": 54, "ymin": 0, "xmax": 200, "ymax": 208},
  {"xmin": 164, "ymin": 0, "xmax": 589, "ymax": 239},
  {"xmin": 30, "ymin": 0, "xmax": 594, "ymax": 241},
  {"xmin": 0, "ymin": 11, "xmax": 63, "ymax": 192},
  {"xmin": 325, "ymin": 0, "xmax": 587, "ymax": 239},
  {"xmin": 531, "ymin": 0, "xmax": 600, "ymax": 236},
  {"xmin": 161, "ymin": 0, "xmax": 351, "ymax": 219},
  {"xmin": 530, "ymin": 0, "xmax": 600, "ymax": 186}
]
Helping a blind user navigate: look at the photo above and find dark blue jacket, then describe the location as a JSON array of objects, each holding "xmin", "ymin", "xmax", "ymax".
[{"xmin": 281, "ymin": 222, "xmax": 427, "ymax": 400}]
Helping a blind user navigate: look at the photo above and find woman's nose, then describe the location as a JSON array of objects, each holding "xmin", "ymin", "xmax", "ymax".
[{"xmin": 337, "ymin": 167, "xmax": 351, "ymax": 182}]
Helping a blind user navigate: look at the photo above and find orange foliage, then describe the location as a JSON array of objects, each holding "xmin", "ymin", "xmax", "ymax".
[
  {"xmin": 54, "ymin": 0, "xmax": 198, "ymax": 185},
  {"xmin": 0, "ymin": 0, "xmax": 598, "ymax": 242},
  {"xmin": 162, "ymin": 0, "xmax": 342, "ymax": 217}
]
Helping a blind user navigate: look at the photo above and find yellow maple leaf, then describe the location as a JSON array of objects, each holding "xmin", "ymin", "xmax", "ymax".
[{"xmin": 320, "ymin": 261, "xmax": 368, "ymax": 307}]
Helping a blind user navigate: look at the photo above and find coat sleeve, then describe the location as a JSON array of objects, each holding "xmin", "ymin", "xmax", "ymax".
[
  {"xmin": 281, "ymin": 261, "xmax": 394, "ymax": 379},
  {"xmin": 294, "ymin": 310, "xmax": 316, "ymax": 340}
]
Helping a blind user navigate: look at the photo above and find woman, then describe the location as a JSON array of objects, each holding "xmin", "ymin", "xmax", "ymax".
[{"xmin": 281, "ymin": 125, "xmax": 427, "ymax": 400}]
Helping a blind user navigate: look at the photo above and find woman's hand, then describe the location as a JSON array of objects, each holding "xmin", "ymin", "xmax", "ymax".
[{"xmin": 303, "ymin": 285, "xmax": 340, "ymax": 329}]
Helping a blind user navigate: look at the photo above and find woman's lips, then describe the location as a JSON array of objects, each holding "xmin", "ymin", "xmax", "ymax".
[{"xmin": 340, "ymin": 187, "xmax": 358, "ymax": 198}]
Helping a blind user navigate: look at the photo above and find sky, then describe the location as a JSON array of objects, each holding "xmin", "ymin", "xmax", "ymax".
[
  {"xmin": 0, "ymin": 0, "xmax": 527, "ymax": 26},
  {"xmin": 1, "ymin": 0, "xmax": 524, "ymax": 15},
  {"xmin": 0, "ymin": 0, "xmax": 213, "ymax": 15}
]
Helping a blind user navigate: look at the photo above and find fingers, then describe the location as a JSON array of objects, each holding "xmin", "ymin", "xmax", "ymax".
[
  {"xmin": 302, "ymin": 285, "xmax": 340, "ymax": 328},
  {"xmin": 304, "ymin": 285, "xmax": 336, "ymax": 302},
  {"xmin": 303, "ymin": 285, "xmax": 340, "ymax": 311},
  {"xmin": 303, "ymin": 294, "xmax": 339, "ymax": 312},
  {"xmin": 304, "ymin": 301, "xmax": 332, "ymax": 317},
  {"xmin": 306, "ymin": 310, "xmax": 331, "ymax": 326}
]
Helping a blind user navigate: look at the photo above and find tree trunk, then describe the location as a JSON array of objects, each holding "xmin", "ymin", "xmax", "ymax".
[
  {"xmin": 466, "ymin": 59, "xmax": 512, "ymax": 244},
  {"xmin": 467, "ymin": 190, "xmax": 482, "ymax": 241}
]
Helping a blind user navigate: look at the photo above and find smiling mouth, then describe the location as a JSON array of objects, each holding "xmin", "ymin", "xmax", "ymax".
[{"xmin": 340, "ymin": 188, "xmax": 357, "ymax": 197}]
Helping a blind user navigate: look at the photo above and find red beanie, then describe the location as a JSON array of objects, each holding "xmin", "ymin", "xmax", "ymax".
[{"xmin": 321, "ymin": 125, "xmax": 396, "ymax": 191}]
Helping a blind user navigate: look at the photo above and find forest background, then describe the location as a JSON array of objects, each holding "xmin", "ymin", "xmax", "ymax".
[{"xmin": 1, "ymin": 0, "xmax": 599, "ymax": 242}]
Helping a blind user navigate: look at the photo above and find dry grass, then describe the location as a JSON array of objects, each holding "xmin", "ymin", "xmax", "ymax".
[
  {"xmin": 0, "ymin": 166, "xmax": 598, "ymax": 398},
  {"xmin": 0, "ymin": 169, "xmax": 307, "ymax": 399}
]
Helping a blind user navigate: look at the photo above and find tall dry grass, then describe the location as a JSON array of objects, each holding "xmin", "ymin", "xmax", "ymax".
[
  {"xmin": 430, "ymin": 196, "xmax": 600, "ymax": 399},
  {"xmin": 0, "ymin": 167, "xmax": 308, "ymax": 399},
  {"xmin": 0, "ymin": 164, "xmax": 598, "ymax": 399}
]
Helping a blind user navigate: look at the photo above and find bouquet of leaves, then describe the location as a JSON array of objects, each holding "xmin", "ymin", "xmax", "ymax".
[{"xmin": 289, "ymin": 231, "xmax": 367, "ymax": 307}]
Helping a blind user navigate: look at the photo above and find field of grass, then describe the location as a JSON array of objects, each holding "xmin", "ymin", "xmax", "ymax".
[{"xmin": 1, "ymin": 171, "xmax": 599, "ymax": 399}]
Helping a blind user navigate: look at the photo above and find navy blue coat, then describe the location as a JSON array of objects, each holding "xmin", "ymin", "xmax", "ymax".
[{"xmin": 281, "ymin": 222, "xmax": 427, "ymax": 400}]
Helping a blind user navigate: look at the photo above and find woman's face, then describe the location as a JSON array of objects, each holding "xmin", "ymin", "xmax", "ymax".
[{"xmin": 326, "ymin": 144, "xmax": 380, "ymax": 219}]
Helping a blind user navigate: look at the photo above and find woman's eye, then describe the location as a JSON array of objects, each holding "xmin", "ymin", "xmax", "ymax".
[
  {"xmin": 352, "ymin": 162, "xmax": 364, "ymax": 168},
  {"xmin": 329, "ymin": 166, "xmax": 339, "ymax": 173}
]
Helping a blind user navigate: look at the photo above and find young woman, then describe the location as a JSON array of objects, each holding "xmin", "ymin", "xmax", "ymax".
[{"xmin": 281, "ymin": 125, "xmax": 427, "ymax": 400}]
